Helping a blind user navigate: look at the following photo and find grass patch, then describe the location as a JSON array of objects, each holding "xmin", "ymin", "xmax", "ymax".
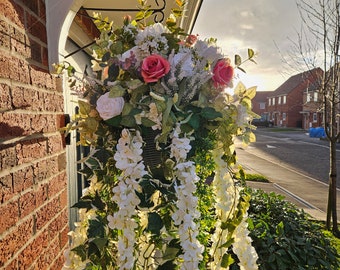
[
  {"xmin": 264, "ymin": 128, "xmax": 304, "ymax": 132},
  {"xmin": 244, "ymin": 173, "xmax": 270, "ymax": 183}
]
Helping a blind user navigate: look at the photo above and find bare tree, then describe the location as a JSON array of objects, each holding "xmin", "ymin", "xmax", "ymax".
[{"xmin": 291, "ymin": 0, "xmax": 340, "ymax": 235}]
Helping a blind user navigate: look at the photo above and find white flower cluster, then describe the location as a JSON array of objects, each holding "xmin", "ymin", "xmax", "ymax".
[
  {"xmin": 62, "ymin": 209, "xmax": 97, "ymax": 270},
  {"xmin": 135, "ymin": 23, "xmax": 169, "ymax": 60},
  {"xmin": 209, "ymin": 147, "xmax": 237, "ymax": 268},
  {"xmin": 170, "ymin": 125, "xmax": 204, "ymax": 269},
  {"xmin": 210, "ymin": 146, "xmax": 258, "ymax": 269},
  {"xmin": 233, "ymin": 211, "xmax": 259, "ymax": 270},
  {"xmin": 107, "ymin": 129, "xmax": 147, "ymax": 269}
]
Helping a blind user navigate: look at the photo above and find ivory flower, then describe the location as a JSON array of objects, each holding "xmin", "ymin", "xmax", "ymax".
[{"xmin": 96, "ymin": 92, "xmax": 124, "ymax": 120}]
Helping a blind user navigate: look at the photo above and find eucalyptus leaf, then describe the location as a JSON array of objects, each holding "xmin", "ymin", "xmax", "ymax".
[
  {"xmin": 121, "ymin": 115, "xmax": 136, "ymax": 127},
  {"xmin": 235, "ymin": 54, "xmax": 242, "ymax": 66},
  {"xmin": 78, "ymin": 100, "xmax": 92, "ymax": 115},
  {"xmin": 109, "ymin": 84, "xmax": 126, "ymax": 97},
  {"xmin": 248, "ymin": 48, "xmax": 255, "ymax": 59},
  {"xmin": 105, "ymin": 115, "xmax": 122, "ymax": 127}
]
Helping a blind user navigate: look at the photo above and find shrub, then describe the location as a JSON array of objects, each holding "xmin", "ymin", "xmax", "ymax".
[{"xmin": 244, "ymin": 188, "xmax": 340, "ymax": 270}]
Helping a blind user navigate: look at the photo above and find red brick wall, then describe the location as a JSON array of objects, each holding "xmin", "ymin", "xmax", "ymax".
[{"xmin": 0, "ymin": 0, "xmax": 68, "ymax": 269}]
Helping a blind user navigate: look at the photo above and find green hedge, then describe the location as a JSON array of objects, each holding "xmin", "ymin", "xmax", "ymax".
[{"xmin": 242, "ymin": 188, "xmax": 340, "ymax": 270}]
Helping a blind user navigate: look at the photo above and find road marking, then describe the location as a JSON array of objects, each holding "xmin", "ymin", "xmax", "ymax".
[{"xmin": 266, "ymin": 144, "xmax": 276, "ymax": 148}]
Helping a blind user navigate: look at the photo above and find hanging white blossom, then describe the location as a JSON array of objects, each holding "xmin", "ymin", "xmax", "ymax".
[
  {"xmin": 107, "ymin": 129, "xmax": 147, "ymax": 269},
  {"xmin": 170, "ymin": 125, "xmax": 204, "ymax": 269}
]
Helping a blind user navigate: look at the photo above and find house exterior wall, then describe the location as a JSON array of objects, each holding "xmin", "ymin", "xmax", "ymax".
[
  {"xmin": 302, "ymin": 91, "xmax": 323, "ymax": 129},
  {"xmin": 267, "ymin": 83, "xmax": 306, "ymax": 128},
  {"xmin": 0, "ymin": 1, "xmax": 68, "ymax": 269}
]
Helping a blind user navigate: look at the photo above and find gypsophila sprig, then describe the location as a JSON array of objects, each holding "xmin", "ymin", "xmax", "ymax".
[{"xmin": 56, "ymin": 1, "xmax": 259, "ymax": 269}]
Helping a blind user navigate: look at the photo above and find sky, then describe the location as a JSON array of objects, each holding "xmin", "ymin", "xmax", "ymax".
[{"xmin": 193, "ymin": 0, "xmax": 303, "ymax": 92}]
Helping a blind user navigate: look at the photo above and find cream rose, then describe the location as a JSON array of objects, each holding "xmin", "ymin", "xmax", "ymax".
[{"xmin": 96, "ymin": 92, "xmax": 124, "ymax": 120}]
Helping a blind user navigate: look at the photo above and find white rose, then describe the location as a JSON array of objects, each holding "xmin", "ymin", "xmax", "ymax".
[{"xmin": 96, "ymin": 92, "xmax": 124, "ymax": 120}]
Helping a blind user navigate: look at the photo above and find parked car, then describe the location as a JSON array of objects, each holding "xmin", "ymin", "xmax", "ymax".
[{"xmin": 252, "ymin": 118, "xmax": 274, "ymax": 127}]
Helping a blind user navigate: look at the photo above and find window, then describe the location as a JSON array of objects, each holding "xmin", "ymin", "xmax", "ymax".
[
  {"xmin": 306, "ymin": 93, "xmax": 311, "ymax": 102},
  {"xmin": 313, "ymin": 113, "xmax": 317, "ymax": 122},
  {"xmin": 314, "ymin": 92, "xmax": 318, "ymax": 102},
  {"xmin": 282, "ymin": 113, "xmax": 286, "ymax": 121},
  {"xmin": 278, "ymin": 96, "xmax": 281, "ymax": 104},
  {"xmin": 272, "ymin": 97, "xmax": 275, "ymax": 105},
  {"xmin": 268, "ymin": 98, "xmax": 271, "ymax": 106},
  {"xmin": 259, "ymin": 102, "xmax": 265, "ymax": 109},
  {"xmin": 283, "ymin": 95, "xmax": 286, "ymax": 104}
]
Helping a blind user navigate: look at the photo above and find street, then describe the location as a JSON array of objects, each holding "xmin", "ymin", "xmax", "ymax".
[{"xmin": 240, "ymin": 128, "xmax": 340, "ymax": 188}]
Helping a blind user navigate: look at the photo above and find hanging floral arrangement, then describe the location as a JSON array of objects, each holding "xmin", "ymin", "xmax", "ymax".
[{"xmin": 55, "ymin": 1, "xmax": 259, "ymax": 269}]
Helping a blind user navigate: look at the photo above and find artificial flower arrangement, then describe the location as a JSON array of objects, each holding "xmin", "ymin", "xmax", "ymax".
[{"xmin": 56, "ymin": 1, "xmax": 259, "ymax": 269}]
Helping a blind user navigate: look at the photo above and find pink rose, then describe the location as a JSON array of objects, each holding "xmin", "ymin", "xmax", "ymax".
[
  {"xmin": 96, "ymin": 92, "xmax": 124, "ymax": 120},
  {"xmin": 141, "ymin": 54, "xmax": 170, "ymax": 83},
  {"xmin": 212, "ymin": 58, "xmax": 234, "ymax": 88},
  {"xmin": 185, "ymin": 34, "xmax": 198, "ymax": 46}
]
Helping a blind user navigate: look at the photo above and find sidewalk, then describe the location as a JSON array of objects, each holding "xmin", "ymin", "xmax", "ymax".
[{"xmin": 235, "ymin": 143, "xmax": 340, "ymax": 221}]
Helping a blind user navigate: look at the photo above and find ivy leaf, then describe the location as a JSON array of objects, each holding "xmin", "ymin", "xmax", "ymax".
[
  {"xmin": 158, "ymin": 261, "xmax": 177, "ymax": 270},
  {"xmin": 102, "ymin": 52, "xmax": 111, "ymax": 62},
  {"xmin": 88, "ymin": 219, "xmax": 105, "ymax": 238},
  {"xmin": 92, "ymin": 191, "xmax": 105, "ymax": 210},
  {"xmin": 91, "ymin": 237, "xmax": 108, "ymax": 251},
  {"xmin": 221, "ymin": 253, "xmax": 235, "ymax": 268},
  {"xmin": 72, "ymin": 200, "xmax": 93, "ymax": 210},
  {"xmin": 107, "ymin": 64, "xmax": 119, "ymax": 81},
  {"xmin": 93, "ymin": 149, "xmax": 111, "ymax": 164},
  {"xmin": 162, "ymin": 247, "xmax": 180, "ymax": 261},
  {"xmin": 147, "ymin": 212, "xmax": 163, "ymax": 235},
  {"xmin": 71, "ymin": 245, "xmax": 87, "ymax": 261},
  {"xmin": 245, "ymin": 86, "xmax": 257, "ymax": 99}
]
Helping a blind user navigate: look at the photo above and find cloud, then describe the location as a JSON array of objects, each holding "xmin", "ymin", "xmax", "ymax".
[{"xmin": 193, "ymin": 0, "xmax": 302, "ymax": 91}]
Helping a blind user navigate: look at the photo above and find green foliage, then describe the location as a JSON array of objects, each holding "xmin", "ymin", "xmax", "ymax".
[{"xmin": 244, "ymin": 188, "xmax": 340, "ymax": 270}]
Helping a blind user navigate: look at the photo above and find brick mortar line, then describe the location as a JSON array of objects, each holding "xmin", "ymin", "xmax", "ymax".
[
  {"xmin": 0, "ymin": 109, "xmax": 65, "ymax": 115},
  {"xmin": 0, "ymin": 170, "xmax": 67, "ymax": 234},
  {"xmin": 0, "ymin": 40, "xmax": 48, "ymax": 71},
  {"xmin": 0, "ymin": 129, "xmax": 65, "ymax": 143},
  {"xmin": 1, "ymin": 202, "xmax": 69, "ymax": 268},
  {"xmin": 0, "ymin": 141, "xmax": 66, "ymax": 178},
  {"xmin": 0, "ymin": 76, "xmax": 63, "ymax": 95}
]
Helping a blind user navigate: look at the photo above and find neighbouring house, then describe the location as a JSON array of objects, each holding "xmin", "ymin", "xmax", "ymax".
[
  {"xmin": 0, "ymin": 1, "xmax": 202, "ymax": 269},
  {"xmin": 301, "ymin": 78, "xmax": 323, "ymax": 130},
  {"xmin": 252, "ymin": 90, "xmax": 274, "ymax": 120},
  {"xmin": 267, "ymin": 68, "xmax": 323, "ymax": 128}
]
